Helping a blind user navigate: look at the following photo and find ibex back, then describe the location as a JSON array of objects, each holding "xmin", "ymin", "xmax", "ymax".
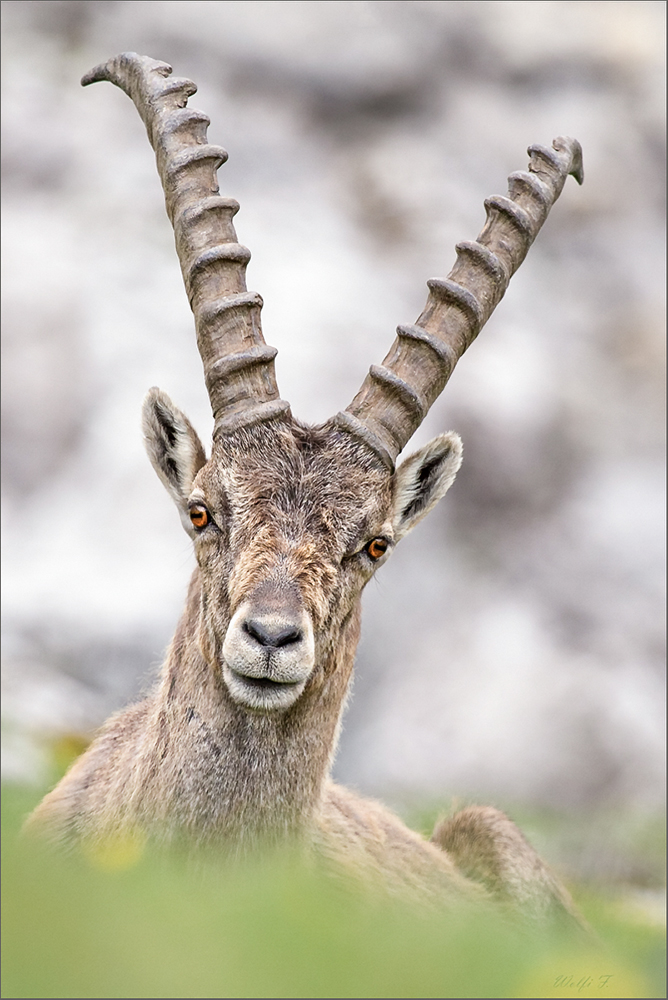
[{"xmin": 27, "ymin": 53, "xmax": 584, "ymax": 923}]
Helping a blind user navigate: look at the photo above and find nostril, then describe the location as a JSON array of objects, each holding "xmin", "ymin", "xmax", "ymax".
[
  {"xmin": 273, "ymin": 626, "xmax": 302, "ymax": 648},
  {"xmin": 243, "ymin": 620, "xmax": 303, "ymax": 649}
]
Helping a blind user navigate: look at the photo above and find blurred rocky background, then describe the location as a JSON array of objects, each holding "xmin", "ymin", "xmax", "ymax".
[{"xmin": 1, "ymin": 1, "xmax": 665, "ymax": 882}]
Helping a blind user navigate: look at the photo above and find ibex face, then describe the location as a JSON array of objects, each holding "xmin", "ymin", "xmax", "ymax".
[{"xmin": 144, "ymin": 390, "xmax": 461, "ymax": 712}]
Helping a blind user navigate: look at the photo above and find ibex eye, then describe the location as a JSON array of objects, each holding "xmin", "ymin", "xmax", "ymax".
[
  {"xmin": 366, "ymin": 538, "xmax": 388, "ymax": 560},
  {"xmin": 189, "ymin": 505, "xmax": 210, "ymax": 530}
]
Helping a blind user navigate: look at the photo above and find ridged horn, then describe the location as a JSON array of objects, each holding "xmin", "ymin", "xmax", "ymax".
[
  {"xmin": 334, "ymin": 136, "xmax": 584, "ymax": 471},
  {"xmin": 82, "ymin": 52, "xmax": 291, "ymax": 437}
]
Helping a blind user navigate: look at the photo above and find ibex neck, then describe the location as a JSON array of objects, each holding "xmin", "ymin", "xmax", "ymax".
[{"xmin": 152, "ymin": 570, "xmax": 360, "ymax": 845}]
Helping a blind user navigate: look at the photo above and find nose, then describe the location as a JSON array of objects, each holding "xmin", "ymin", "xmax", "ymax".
[{"xmin": 243, "ymin": 618, "xmax": 303, "ymax": 649}]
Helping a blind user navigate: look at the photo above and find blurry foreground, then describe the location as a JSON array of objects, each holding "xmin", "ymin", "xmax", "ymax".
[{"xmin": 2, "ymin": 783, "xmax": 664, "ymax": 1000}]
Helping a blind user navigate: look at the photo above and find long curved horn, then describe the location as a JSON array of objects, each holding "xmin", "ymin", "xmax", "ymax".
[
  {"xmin": 82, "ymin": 52, "xmax": 290, "ymax": 437},
  {"xmin": 334, "ymin": 137, "xmax": 583, "ymax": 471}
]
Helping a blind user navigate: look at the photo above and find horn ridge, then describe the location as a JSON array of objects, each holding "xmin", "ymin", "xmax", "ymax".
[
  {"xmin": 337, "ymin": 136, "xmax": 583, "ymax": 470},
  {"xmin": 396, "ymin": 324, "xmax": 459, "ymax": 372},
  {"xmin": 426, "ymin": 279, "xmax": 484, "ymax": 339},
  {"xmin": 82, "ymin": 52, "xmax": 290, "ymax": 435},
  {"xmin": 331, "ymin": 412, "xmax": 395, "ymax": 471}
]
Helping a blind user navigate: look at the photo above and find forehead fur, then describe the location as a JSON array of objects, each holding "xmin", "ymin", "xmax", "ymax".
[{"xmin": 195, "ymin": 419, "xmax": 392, "ymax": 546}]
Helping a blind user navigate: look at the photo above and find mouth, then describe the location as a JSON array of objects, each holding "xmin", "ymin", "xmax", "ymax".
[
  {"xmin": 223, "ymin": 664, "xmax": 306, "ymax": 711},
  {"xmin": 233, "ymin": 673, "xmax": 300, "ymax": 692}
]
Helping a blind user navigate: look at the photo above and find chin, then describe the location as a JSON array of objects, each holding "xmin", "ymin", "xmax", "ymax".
[{"xmin": 222, "ymin": 664, "xmax": 307, "ymax": 712}]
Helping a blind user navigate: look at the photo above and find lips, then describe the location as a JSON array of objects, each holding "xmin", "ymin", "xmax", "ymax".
[
  {"xmin": 223, "ymin": 663, "xmax": 306, "ymax": 711},
  {"xmin": 231, "ymin": 670, "xmax": 301, "ymax": 693}
]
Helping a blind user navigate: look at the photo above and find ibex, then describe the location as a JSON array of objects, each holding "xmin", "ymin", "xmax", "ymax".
[{"xmin": 27, "ymin": 53, "xmax": 584, "ymax": 922}]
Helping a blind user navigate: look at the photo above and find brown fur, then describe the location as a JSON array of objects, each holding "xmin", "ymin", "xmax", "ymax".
[
  {"xmin": 26, "ymin": 56, "xmax": 586, "ymax": 925},
  {"xmin": 26, "ymin": 414, "xmax": 581, "ymax": 924}
]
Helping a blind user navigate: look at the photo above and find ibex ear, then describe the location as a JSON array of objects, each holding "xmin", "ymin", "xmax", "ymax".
[
  {"xmin": 392, "ymin": 432, "xmax": 462, "ymax": 540},
  {"xmin": 142, "ymin": 387, "xmax": 207, "ymax": 532}
]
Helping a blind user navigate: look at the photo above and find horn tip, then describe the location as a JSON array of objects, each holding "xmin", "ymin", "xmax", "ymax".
[
  {"xmin": 553, "ymin": 135, "xmax": 584, "ymax": 185},
  {"xmin": 81, "ymin": 52, "xmax": 173, "ymax": 88},
  {"xmin": 81, "ymin": 64, "xmax": 108, "ymax": 87}
]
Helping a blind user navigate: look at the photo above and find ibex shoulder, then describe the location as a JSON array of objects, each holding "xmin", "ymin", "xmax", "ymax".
[{"xmin": 24, "ymin": 699, "xmax": 152, "ymax": 846}]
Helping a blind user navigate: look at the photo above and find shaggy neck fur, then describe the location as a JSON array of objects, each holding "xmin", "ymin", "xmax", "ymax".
[{"xmin": 137, "ymin": 569, "xmax": 362, "ymax": 848}]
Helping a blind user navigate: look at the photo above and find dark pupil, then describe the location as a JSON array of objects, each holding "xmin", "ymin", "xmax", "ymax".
[
  {"xmin": 369, "ymin": 539, "xmax": 386, "ymax": 558},
  {"xmin": 191, "ymin": 508, "xmax": 207, "ymax": 526}
]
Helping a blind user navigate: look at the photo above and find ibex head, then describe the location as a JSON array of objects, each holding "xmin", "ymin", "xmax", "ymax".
[
  {"xmin": 83, "ymin": 53, "xmax": 582, "ymax": 715},
  {"xmin": 142, "ymin": 390, "xmax": 460, "ymax": 713}
]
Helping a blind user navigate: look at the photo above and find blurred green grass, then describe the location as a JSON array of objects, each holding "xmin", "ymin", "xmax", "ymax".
[{"xmin": 2, "ymin": 784, "xmax": 664, "ymax": 999}]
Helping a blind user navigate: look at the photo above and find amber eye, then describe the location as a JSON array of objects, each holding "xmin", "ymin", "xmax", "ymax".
[
  {"xmin": 189, "ymin": 505, "xmax": 210, "ymax": 530},
  {"xmin": 366, "ymin": 538, "xmax": 388, "ymax": 560}
]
